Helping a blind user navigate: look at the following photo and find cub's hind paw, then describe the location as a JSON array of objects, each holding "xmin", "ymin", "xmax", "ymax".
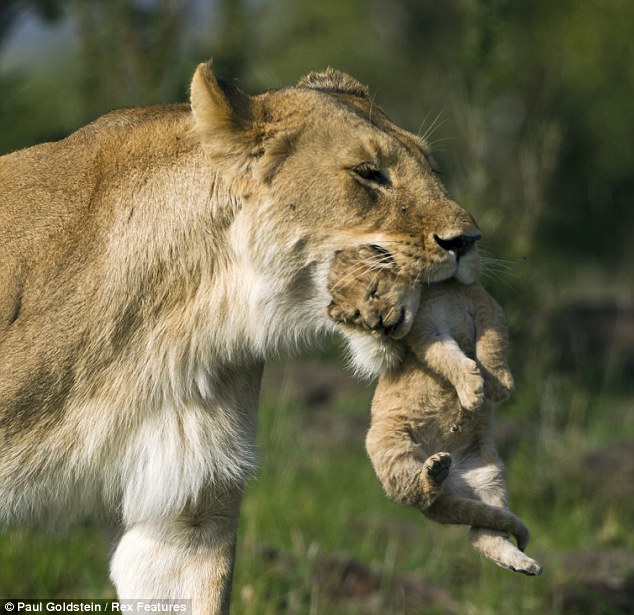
[
  {"xmin": 470, "ymin": 530, "xmax": 543, "ymax": 576},
  {"xmin": 497, "ymin": 550, "xmax": 543, "ymax": 576},
  {"xmin": 425, "ymin": 452, "xmax": 452, "ymax": 485}
]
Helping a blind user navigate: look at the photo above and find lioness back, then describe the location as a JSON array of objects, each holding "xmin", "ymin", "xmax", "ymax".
[
  {"xmin": 0, "ymin": 103, "xmax": 218, "ymax": 523},
  {"xmin": 0, "ymin": 103, "xmax": 192, "ymax": 331}
]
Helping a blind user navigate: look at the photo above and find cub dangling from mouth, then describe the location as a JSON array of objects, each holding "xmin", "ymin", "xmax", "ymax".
[{"xmin": 328, "ymin": 246, "xmax": 542, "ymax": 575}]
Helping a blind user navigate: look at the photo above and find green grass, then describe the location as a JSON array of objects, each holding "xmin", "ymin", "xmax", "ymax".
[
  {"xmin": 0, "ymin": 525, "xmax": 112, "ymax": 598},
  {"xmin": 0, "ymin": 358, "xmax": 632, "ymax": 614}
]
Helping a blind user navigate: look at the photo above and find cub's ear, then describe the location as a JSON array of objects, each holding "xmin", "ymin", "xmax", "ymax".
[{"xmin": 190, "ymin": 61, "xmax": 258, "ymax": 186}]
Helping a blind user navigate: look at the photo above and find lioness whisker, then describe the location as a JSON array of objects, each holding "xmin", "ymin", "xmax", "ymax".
[
  {"xmin": 416, "ymin": 110, "xmax": 434, "ymax": 140},
  {"xmin": 481, "ymin": 258, "xmax": 514, "ymax": 274},
  {"xmin": 419, "ymin": 111, "xmax": 446, "ymax": 143},
  {"xmin": 478, "ymin": 247, "xmax": 515, "ymax": 263},
  {"xmin": 480, "ymin": 270, "xmax": 518, "ymax": 293},
  {"xmin": 425, "ymin": 136, "xmax": 456, "ymax": 150}
]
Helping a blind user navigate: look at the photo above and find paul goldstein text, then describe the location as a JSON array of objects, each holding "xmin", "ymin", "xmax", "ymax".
[{"xmin": 8, "ymin": 602, "xmax": 188, "ymax": 613}]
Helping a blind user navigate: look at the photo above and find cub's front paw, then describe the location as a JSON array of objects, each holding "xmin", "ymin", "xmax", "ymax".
[
  {"xmin": 327, "ymin": 299, "xmax": 398, "ymax": 334},
  {"xmin": 327, "ymin": 246, "xmax": 410, "ymax": 337},
  {"xmin": 456, "ymin": 360, "xmax": 484, "ymax": 411},
  {"xmin": 484, "ymin": 367, "xmax": 514, "ymax": 403}
]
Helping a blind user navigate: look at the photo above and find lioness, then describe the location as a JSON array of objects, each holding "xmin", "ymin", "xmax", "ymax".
[
  {"xmin": 328, "ymin": 247, "xmax": 542, "ymax": 575},
  {"xmin": 0, "ymin": 61, "xmax": 480, "ymax": 613}
]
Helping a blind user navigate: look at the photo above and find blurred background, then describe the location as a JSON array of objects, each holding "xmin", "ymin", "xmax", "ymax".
[{"xmin": 1, "ymin": 1, "xmax": 632, "ymax": 613}]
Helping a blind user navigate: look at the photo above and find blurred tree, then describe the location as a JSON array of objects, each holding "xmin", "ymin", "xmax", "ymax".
[
  {"xmin": 252, "ymin": 0, "xmax": 392, "ymax": 90},
  {"xmin": 0, "ymin": 0, "xmax": 64, "ymax": 52},
  {"xmin": 74, "ymin": 0, "xmax": 192, "ymax": 117},
  {"xmin": 211, "ymin": 0, "xmax": 252, "ymax": 82},
  {"xmin": 535, "ymin": 1, "xmax": 634, "ymax": 270},
  {"xmin": 0, "ymin": 0, "xmax": 68, "ymax": 154}
]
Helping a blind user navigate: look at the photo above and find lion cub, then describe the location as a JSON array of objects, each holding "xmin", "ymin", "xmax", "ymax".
[{"xmin": 328, "ymin": 247, "xmax": 542, "ymax": 575}]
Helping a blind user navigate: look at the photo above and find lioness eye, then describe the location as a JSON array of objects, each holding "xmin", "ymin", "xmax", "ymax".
[{"xmin": 352, "ymin": 163, "xmax": 390, "ymax": 187}]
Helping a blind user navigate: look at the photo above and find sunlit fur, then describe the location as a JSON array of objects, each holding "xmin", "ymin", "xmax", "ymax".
[{"xmin": 0, "ymin": 61, "xmax": 481, "ymax": 613}]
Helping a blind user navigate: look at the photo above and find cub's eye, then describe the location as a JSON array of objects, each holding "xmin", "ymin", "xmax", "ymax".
[{"xmin": 352, "ymin": 163, "xmax": 390, "ymax": 187}]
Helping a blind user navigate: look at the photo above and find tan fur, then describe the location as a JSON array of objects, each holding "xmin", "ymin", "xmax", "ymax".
[
  {"xmin": 328, "ymin": 248, "xmax": 543, "ymax": 575},
  {"xmin": 1, "ymin": 61, "xmax": 482, "ymax": 612}
]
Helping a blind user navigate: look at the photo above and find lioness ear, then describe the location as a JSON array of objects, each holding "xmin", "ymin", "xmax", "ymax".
[{"xmin": 190, "ymin": 61, "xmax": 257, "ymax": 183}]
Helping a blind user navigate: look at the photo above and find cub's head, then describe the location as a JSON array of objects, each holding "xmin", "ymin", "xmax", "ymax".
[
  {"xmin": 327, "ymin": 245, "xmax": 411, "ymax": 337},
  {"xmin": 327, "ymin": 245, "xmax": 481, "ymax": 375},
  {"xmin": 190, "ymin": 61, "xmax": 480, "ymax": 372}
]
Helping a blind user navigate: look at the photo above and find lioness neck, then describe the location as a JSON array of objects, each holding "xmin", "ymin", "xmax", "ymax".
[
  {"xmin": 0, "ymin": 105, "xmax": 335, "ymax": 524},
  {"xmin": 84, "ymin": 106, "xmax": 332, "ymax": 367}
]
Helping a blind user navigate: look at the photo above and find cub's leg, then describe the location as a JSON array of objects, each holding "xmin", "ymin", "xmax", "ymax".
[
  {"xmin": 111, "ymin": 488, "xmax": 242, "ymax": 615},
  {"xmin": 473, "ymin": 295, "xmax": 514, "ymax": 403},
  {"xmin": 409, "ymin": 333, "xmax": 484, "ymax": 413},
  {"xmin": 469, "ymin": 527, "xmax": 542, "ymax": 576},
  {"xmin": 461, "ymin": 453, "xmax": 543, "ymax": 575},
  {"xmin": 366, "ymin": 417, "xmax": 450, "ymax": 510},
  {"xmin": 420, "ymin": 452, "xmax": 453, "ymax": 505}
]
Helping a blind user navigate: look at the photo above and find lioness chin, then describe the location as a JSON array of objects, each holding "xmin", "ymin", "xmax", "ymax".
[{"xmin": 0, "ymin": 61, "xmax": 480, "ymax": 613}]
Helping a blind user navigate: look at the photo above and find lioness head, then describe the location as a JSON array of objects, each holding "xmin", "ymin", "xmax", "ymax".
[{"xmin": 190, "ymin": 62, "xmax": 480, "ymax": 373}]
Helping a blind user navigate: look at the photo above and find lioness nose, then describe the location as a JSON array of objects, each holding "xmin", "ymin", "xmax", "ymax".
[{"xmin": 434, "ymin": 233, "xmax": 481, "ymax": 258}]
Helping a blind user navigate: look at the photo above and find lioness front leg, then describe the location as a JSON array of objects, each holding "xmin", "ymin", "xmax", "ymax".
[{"xmin": 111, "ymin": 488, "xmax": 242, "ymax": 615}]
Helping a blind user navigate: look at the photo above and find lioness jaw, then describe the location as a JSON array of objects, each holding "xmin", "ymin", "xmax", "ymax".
[{"xmin": 0, "ymin": 60, "xmax": 480, "ymax": 613}]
